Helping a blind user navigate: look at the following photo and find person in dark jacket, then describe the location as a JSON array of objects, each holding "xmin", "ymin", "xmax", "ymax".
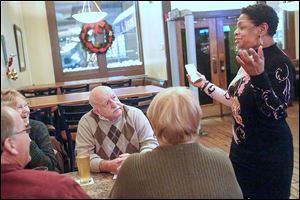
[{"xmin": 188, "ymin": 4, "xmax": 294, "ymax": 199}]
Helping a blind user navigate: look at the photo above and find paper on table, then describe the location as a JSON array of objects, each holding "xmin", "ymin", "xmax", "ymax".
[
  {"xmin": 110, "ymin": 172, "xmax": 118, "ymax": 180},
  {"xmin": 185, "ymin": 64, "xmax": 202, "ymax": 83},
  {"xmin": 75, "ymin": 177, "xmax": 94, "ymax": 186},
  {"xmin": 113, "ymin": 174, "xmax": 117, "ymax": 180}
]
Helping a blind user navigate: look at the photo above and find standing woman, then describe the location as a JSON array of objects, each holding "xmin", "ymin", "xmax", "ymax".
[
  {"xmin": 189, "ymin": 4, "xmax": 294, "ymax": 199},
  {"xmin": 1, "ymin": 89, "xmax": 59, "ymax": 172}
]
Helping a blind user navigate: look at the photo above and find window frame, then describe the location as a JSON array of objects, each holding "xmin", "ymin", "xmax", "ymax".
[{"xmin": 45, "ymin": 1, "xmax": 144, "ymax": 82}]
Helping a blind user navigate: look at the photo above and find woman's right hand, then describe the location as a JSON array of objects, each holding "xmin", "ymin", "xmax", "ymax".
[{"xmin": 187, "ymin": 72, "xmax": 207, "ymax": 88}]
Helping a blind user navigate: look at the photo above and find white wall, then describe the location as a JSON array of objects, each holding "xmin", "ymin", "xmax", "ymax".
[
  {"xmin": 1, "ymin": 1, "xmax": 55, "ymax": 90},
  {"xmin": 139, "ymin": 1, "xmax": 167, "ymax": 80},
  {"xmin": 21, "ymin": 1, "xmax": 55, "ymax": 85},
  {"xmin": 1, "ymin": 1, "xmax": 32, "ymax": 89}
]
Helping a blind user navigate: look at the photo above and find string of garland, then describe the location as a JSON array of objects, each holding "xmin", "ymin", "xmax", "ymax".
[{"xmin": 80, "ymin": 20, "xmax": 115, "ymax": 54}]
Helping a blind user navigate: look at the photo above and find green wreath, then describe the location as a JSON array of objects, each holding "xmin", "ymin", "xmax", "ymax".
[{"xmin": 80, "ymin": 20, "xmax": 115, "ymax": 54}]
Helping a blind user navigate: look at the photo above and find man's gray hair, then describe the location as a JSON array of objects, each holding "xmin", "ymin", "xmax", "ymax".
[
  {"xmin": 89, "ymin": 86, "xmax": 113, "ymax": 108},
  {"xmin": 1, "ymin": 106, "xmax": 17, "ymax": 154}
]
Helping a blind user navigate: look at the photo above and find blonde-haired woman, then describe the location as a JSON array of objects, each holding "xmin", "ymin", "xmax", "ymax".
[
  {"xmin": 109, "ymin": 87, "xmax": 242, "ymax": 199},
  {"xmin": 1, "ymin": 89, "xmax": 58, "ymax": 172}
]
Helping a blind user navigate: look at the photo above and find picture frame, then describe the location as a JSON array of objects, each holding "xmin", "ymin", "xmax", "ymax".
[
  {"xmin": 1, "ymin": 35, "xmax": 8, "ymax": 65},
  {"xmin": 13, "ymin": 24, "xmax": 26, "ymax": 72}
]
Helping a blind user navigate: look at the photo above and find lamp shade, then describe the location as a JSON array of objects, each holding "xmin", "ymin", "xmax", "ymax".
[
  {"xmin": 278, "ymin": 1, "xmax": 299, "ymax": 12},
  {"xmin": 72, "ymin": 11, "xmax": 107, "ymax": 23}
]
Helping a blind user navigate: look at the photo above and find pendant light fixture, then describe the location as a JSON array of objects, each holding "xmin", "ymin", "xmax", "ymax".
[{"xmin": 72, "ymin": 1, "xmax": 107, "ymax": 23}]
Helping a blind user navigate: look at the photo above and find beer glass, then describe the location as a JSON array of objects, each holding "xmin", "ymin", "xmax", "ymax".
[{"xmin": 76, "ymin": 150, "xmax": 91, "ymax": 184}]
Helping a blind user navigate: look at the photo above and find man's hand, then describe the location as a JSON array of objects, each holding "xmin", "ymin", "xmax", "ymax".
[
  {"xmin": 236, "ymin": 46, "xmax": 265, "ymax": 76},
  {"xmin": 99, "ymin": 154, "xmax": 130, "ymax": 173}
]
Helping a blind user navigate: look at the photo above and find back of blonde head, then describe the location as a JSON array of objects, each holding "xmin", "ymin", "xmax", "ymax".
[
  {"xmin": 147, "ymin": 87, "xmax": 202, "ymax": 145},
  {"xmin": 1, "ymin": 89, "xmax": 25, "ymax": 107}
]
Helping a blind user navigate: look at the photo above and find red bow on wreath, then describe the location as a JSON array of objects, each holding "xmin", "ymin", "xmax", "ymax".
[
  {"xmin": 6, "ymin": 54, "xmax": 18, "ymax": 80},
  {"xmin": 80, "ymin": 20, "xmax": 115, "ymax": 54}
]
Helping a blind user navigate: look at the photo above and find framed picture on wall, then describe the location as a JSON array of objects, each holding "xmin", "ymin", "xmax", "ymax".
[
  {"xmin": 1, "ymin": 35, "xmax": 8, "ymax": 65},
  {"xmin": 13, "ymin": 24, "xmax": 26, "ymax": 72}
]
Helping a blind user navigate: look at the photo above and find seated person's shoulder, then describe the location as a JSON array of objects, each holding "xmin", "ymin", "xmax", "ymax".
[
  {"xmin": 33, "ymin": 170, "xmax": 83, "ymax": 189},
  {"xmin": 31, "ymin": 170, "xmax": 90, "ymax": 198},
  {"xmin": 30, "ymin": 119, "xmax": 47, "ymax": 129},
  {"xmin": 78, "ymin": 110, "xmax": 95, "ymax": 124},
  {"xmin": 29, "ymin": 119, "xmax": 49, "ymax": 136},
  {"xmin": 200, "ymin": 145, "xmax": 228, "ymax": 159},
  {"xmin": 119, "ymin": 152, "xmax": 143, "ymax": 170},
  {"xmin": 124, "ymin": 105, "xmax": 144, "ymax": 117}
]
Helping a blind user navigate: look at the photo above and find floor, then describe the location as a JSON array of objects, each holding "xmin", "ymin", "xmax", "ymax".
[{"xmin": 199, "ymin": 100, "xmax": 299, "ymax": 199}]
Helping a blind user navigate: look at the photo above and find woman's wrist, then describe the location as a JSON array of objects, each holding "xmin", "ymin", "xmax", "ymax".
[{"xmin": 200, "ymin": 81, "xmax": 210, "ymax": 91}]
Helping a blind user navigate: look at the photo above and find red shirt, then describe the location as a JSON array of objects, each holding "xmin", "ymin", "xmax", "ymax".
[{"xmin": 1, "ymin": 164, "xmax": 90, "ymax": 199}]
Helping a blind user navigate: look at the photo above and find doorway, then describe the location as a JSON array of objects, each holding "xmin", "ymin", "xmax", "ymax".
[{"xmin": 176, "ymin": 10, "xmax": 240, "ymax": 118}]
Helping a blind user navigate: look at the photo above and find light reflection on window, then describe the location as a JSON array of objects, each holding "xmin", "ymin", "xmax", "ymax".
[{"xmin": 103, "ymin": 2, "xmax": 142, "ymax": 68}]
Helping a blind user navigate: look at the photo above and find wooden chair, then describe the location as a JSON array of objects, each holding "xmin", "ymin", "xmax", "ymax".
[
  {"xmin": 60, "ymin": 84, "xmax": 90, "ymax": 94},
  {"xmin": 58, "ymin": 103, "xmax": 92, "ymax": 172},
  {"xmin": 119, "ymin": 94, "xmax": 155, "ymax": 115},
  {"xmin": 21, "ymin": 88, "xmax": 57, "ymax": 98},
  {"xmin": 102, "ymin": 79, "xmax": 132, "ymax": 88}
]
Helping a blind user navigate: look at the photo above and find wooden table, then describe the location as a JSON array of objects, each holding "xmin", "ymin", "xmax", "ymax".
[
  {"xmin": 18, "ymin": 76, "xmax": 130, "ymax": 91},
  {"xmin": 27, "ymin": 85, "xmax": 165, "ymax": 109},
  {"xmin": 63, "ymin": 171, "xmax": 115, "ymax": 199}
]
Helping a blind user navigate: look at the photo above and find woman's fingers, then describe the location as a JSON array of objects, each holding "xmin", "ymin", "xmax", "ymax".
[
  {"xmin": 236, "ymin": 55, "xmax": 245, "ymax": 67},
  {"xmin": 257, "ymin": 45, "xmax": 264, "ymax": 60},
  {"xmin": 249, "ymin": 48, "xmax": 259, "ymax": 62}
]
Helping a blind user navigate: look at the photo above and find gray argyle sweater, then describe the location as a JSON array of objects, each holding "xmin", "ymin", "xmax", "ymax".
[{"xmin": 76, "ymin": 105, "xmax": 158, "ymax": 172}]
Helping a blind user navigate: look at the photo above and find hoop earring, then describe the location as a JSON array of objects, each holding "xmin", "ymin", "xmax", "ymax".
[{"xmin": 259, "ymin": 35, "xmax": 264, "ymax": 46}]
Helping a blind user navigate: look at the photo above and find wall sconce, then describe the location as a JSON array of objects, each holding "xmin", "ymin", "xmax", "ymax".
[
  {"xmin": 72, "ymin": 1, "xmax": 107, "ymax": 23},
  {"xmin": 278, "ymin": 1, "xmax": 299, "ymax": 12}
]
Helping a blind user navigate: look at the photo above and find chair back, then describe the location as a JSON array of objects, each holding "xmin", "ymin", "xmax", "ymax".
[
  {"xmin": 60, "ymin": 84, "xmax": 89, "ymax": 94},
  {"xmin": 21, "ymin": 88, "xmax": 57, "ymax": 98},
  {"xmin": 120, "ymin": 94, "xmax": 155, "ymax": 115},
  {"xmin": 58, "ymin": 103, "xmax": 92, "ymax": 171},
  {"xmin": 23, "ymin": 88, "xmax": 58, "ymax": 136},
  {"xmin": 102, "ymin": 79, "xmax": 132, "ymax": 88},
  {"xmin": 35, "ymin": 88, "xmax": 57, "ymax": 96},
  {"xmin": 20, "ymin": 90, "xmax": 36, "ymax": 98}
]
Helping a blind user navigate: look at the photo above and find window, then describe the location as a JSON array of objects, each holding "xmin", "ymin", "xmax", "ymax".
[
  {"xmin": 46, "ymin": 1, "xmax": 144, "ymax": 82},
  {"xmin": 267, "ymin": 1, "xmax": 286, "ymax": 49}
]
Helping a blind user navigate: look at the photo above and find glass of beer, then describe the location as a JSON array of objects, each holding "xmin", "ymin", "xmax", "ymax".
[{"xmin": 76, "ymin": 150, "xmax": 91, "ymax": 184}]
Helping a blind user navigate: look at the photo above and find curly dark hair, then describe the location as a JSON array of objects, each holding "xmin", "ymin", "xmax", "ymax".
[{"xmin": 241, "ymin": 4, "xmax": 279, "ymax": 36}]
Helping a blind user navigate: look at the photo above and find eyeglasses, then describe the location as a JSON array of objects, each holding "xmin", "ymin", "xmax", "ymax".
[
  {"xmin": 15, "ymin": 126, "xmax": 31, "ymax": 135},
  {"xmin": 16, "ymin": 103, "xmax": 29, "ymax": 111}
]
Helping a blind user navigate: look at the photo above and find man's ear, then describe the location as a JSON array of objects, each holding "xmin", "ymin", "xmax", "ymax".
[{"xmin": 3, "ymin": 138, "xmax": 18, "ymax": 155}]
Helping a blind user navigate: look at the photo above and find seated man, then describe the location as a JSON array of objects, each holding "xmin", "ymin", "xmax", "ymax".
[
  {"xmin": 76, "ymin": 86, "xmax": 158, "ymax": 173},
  {"xmin": 1, "ymin": 106, "xmax": 90, "ymax": 199}
]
